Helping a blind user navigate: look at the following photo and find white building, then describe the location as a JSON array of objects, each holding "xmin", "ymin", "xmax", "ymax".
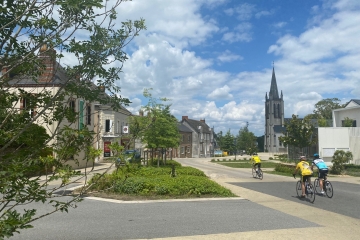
[{"xmin": 318, "ymin": 99, "xmax": 360, "ymax": 164}]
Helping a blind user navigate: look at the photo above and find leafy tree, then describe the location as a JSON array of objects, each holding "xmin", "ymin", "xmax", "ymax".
[
  {"xmin": 0, "ymin": 0, "xmax": 145, "ymax": 237},
  {"xmin": 221, "ymin": 130, "xmax": 235, "ymax": 154},
  {"xmin": 312, "ymin": 98, "xmax": 344, "ymax": 119},
  {"xmin": 237, "ymin": 123, "xmax": 257, "ymax": 154},
  {"xmin": 278, "ymin": 114, "xmax": 316, "ymax": 156},
  {"xmin": 214, "ymin": 131, "xmax": 224, "ymax": 150},
  {"xmin": 130, "ymin": 89, "xmax": 180, "ymax": 167}
]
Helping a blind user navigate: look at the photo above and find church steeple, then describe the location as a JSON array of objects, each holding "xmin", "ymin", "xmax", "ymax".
[{"xmin": 269, "ymin": 67, "xmax": 279, "ymax": 100}]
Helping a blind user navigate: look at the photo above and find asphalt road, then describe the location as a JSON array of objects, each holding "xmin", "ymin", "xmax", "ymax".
[
  {"xmin": 231, "ymin": 181, "xmax": 360, "ymax": 220},
  {"xmin": 8, "ymin": 158, "xmax": 360, "ymax": 239}
]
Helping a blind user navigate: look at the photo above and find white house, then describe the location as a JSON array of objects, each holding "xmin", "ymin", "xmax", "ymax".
[{"xmin": 318, "ymin": 99, "xmax": 360, "ymax": 164}]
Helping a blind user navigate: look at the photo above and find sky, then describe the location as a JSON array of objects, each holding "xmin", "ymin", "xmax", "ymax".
[{"xmin": 102, "ymin": 0, "xmax": 360, "ymax": 136}]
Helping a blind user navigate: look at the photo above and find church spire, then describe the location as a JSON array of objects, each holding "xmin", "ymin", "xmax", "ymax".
[{"xmin": 269, "ymin": 67, "xmax": 279, "ymax": 99}]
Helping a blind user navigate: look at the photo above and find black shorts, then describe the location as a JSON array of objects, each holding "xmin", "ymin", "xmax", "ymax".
[
  {"xmin": 318, "ymin": 169, "xmax": 328, "ymax": 179},
  {"xmin": 253, "ymin": 163, "xmax": 261, "ymax": 169},
  {"xmin": 301, "ymin": 175, "xmax": 311, "ymax": 183}
]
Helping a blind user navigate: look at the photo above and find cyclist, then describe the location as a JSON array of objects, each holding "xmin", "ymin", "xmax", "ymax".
[
  {"xmin": 250, "ymin": 153, "xmax": 261, "ymax": 173},
  {"xmin": 311, "ymin": 153, "xmax": 328, "ymax": 195},
  {"xmin": 293, "ymin": 156, "xmax": 313, "ymax": 198}
]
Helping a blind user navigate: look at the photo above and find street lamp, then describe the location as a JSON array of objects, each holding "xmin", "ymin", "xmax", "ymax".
[{"xmin": 233, "ymin": 138, "xmax": 237, "ymax": 161}]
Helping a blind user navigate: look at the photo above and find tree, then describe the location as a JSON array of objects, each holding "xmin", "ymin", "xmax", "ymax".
[
  {"xmin": 278, "ymin": 114, "xmax": 316, "ymax": 157},
  {"xmin": 237, "ymin": 123, "xmax": 257, "ymax": 154},
  {"xmin": 0, "ymin": 0, "xmax": 145, "ymax": 237},
  {"xmin": 129, "ymin": 89, "xmax": 180, "ymax": 167},
  {"xmin": 214, "ymin": 131, "xmax": 224, "ymax": 150},
  {"xmin": 312, "ymin": 98, "xmax": 344, "ymax": 119},
  {"xmin": 221, "ymin": 130, "xmax": 235, "ymax": 154}
]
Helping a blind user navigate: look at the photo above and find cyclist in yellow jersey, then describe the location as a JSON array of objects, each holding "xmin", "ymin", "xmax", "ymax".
[
  {"xmin": 293, "ymin": 156, "xmax": 313, "ymax": 198},
  {"xmin": 250, "ymin": 153, "xmax": 261, "ymax": 173}
]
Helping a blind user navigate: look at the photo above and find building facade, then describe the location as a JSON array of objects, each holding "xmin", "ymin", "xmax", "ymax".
[{"xmin": 181, "ymin": 116, "xmax": 214, "ymax": 158}]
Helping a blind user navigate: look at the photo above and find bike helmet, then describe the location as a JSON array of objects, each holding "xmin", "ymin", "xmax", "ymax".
[
  {"xmin": 299, "ymin": 156, "xmax": 306, "ymax": 160},
  {"xmin": 313, "ymin": 153, "xmax": 320, "ymax": 158}
]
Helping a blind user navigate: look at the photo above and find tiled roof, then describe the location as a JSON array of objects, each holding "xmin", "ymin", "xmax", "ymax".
[
  {"xmin": 182, "ymin": 118, "xmax": 211, "ymax": 133},
  {"xmin": 177, "ymin": 122, "xmax": 192, "ymax": 132}
]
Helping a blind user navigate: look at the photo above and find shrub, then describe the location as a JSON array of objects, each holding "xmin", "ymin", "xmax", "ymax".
[
  {"xmin": 269, "ymin": 157, "xmax": 273, "ymax": 160},
  {"xmin": 331, "ymin": 150, "xmax": 353, "ymax": 174},
  {"xmin": 274, "ymin": 163, "xmax": 296, "ymax": 174}
]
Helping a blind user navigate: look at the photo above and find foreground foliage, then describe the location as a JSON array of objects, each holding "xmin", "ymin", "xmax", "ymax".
[
  {"xmin": 87, "ymin": 161, "xmax": 236, "ymax": 198},
  {"xmin": 0, "ymin": 0, "xmax": 145, "ymax": 238}
]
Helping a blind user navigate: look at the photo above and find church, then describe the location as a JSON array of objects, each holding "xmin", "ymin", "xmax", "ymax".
[{"xmin": 264, "ymin": 67, "xmax": 287, "ymax": 153}]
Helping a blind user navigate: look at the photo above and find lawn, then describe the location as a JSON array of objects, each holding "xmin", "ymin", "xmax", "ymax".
[
  {"xmin": 214, "ymin": 160, "xmax": 278, "ymax": 169},
  {"xmin": 83, "ymin": 160, "xmax": 237, "ymax": 200}
]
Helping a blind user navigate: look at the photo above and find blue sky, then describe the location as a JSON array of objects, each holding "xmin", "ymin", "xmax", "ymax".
[{"xmin": 97, "ymin": 0, "xmax": 360, "ymax": 136}]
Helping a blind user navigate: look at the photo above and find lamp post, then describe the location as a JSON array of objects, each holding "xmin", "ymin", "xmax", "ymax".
[{"xmin": 234, "ymin": 138, "xmax": 237, "ymax": 161}]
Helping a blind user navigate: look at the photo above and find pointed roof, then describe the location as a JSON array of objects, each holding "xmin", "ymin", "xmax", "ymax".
[{"xmin": 269, "ymin": 67, "xmax": 279, "ymax": 99}]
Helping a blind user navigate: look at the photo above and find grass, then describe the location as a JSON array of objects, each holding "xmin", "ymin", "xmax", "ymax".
[
  {"xmin": 215, "ymin": 160, "xmax": 278, "ymax": 168},
  {"xmin": 83, "ymin": 160, "xmax": 237, "ymax": 200}
]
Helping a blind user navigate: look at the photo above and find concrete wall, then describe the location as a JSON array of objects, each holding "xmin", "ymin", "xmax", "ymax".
[{"xmin": 318, "ymin": 127, "xmax": 360, "ymax": 164}]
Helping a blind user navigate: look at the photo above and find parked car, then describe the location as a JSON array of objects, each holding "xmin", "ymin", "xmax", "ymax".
[
  {"xmin": 214, "ymin": 150, "xmax": 223, "ymax": 157},
  {"xmin": 124, "ymin": 149, "xmax": 141, "ymax": 163}
]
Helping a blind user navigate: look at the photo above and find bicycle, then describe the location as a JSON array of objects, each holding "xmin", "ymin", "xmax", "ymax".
[
  {"xmin": 294, "ymin": 175, "xmax": 315, "ymax": 203},
  {"xmin": 314, "ymin": 174, "xmax": 333, "ymax": 198},
  {"xmin": 252, "ymin": 167, "xmax": 263, "ymax": 180}
]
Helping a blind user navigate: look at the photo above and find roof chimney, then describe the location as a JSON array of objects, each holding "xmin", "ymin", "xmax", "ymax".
[
  {"xmin": 38, "ymin": 44, "xmax": 56, "ymax": 83},
  {"xmin": 200, "ymin": 118, "xmax": 205, "ymax": 123},
  {"xmin": 182, "ymin": 116, "xmax": 188, "ymax": 121}
]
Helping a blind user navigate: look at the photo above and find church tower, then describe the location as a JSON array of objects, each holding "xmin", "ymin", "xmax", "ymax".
[{"xmin": 264, "ymin": 67, "xmax": 284, "ymax": 153}]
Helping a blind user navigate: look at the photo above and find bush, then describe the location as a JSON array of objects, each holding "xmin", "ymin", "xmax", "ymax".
[
  {"xmin": 274, "ymin": 163, "xmax": 296, "ymax": 174},
  {"xmin": 269, "ymin": 157, "xmax": 273, "ymax": 160},
  {"xmin": 331, "ymin": 150, "xmax": 353, "ymax": 174}
]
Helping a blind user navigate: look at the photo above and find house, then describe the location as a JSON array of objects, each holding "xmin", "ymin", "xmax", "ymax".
[
  {"xmin": 317, "ymin": 99, "xmax": 360, "ymax": 164},
  {"xmin": 181, "ymin": 116, "xmax": 214, "ymax": 158},
  {"xmin": 177, "ymin": 122, "xmax": 193, "ymax": 158},
  {"xmin": 3, "ymin": 45, "xmax": 134, "ymax": 168},
  {"xmin": 95, "ymin": 101, "xmax": 134, "ymax": 159}
]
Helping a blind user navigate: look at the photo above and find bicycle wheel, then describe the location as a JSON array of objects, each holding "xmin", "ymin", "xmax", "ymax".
[
  {"xmin": 314, "ymin": 178, "xmax": 322, "ymax": 193},
  {"xmin": 296, "ymin": 181, "xmax": 302, "ymax": 197},
  {"xmin": 258, "ymin": 169, "xmax": 263, "ymax": 180},
  {"xmin": 252, "ymin": 168, "xmax": 256, "ymax": 178},
  {"xmin": 325, "ymin": 181, "xmax": 334, "ymax": 198},
  {"xmin": 307, "ymin": 183, "xmax": 316, "ymax": 203}
]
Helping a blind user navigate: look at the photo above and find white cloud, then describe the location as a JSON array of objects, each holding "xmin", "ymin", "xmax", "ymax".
[
  {"xmin": 255, "ymin": 10, "xmax": 273, "ymax": 19},
  {"xmin": 207, "ymin": 85, "xmax": 233, "ymax": 99},
  {"xmin": 217, "ymin": 50, "xmax": 243, "ymax": 62},
  {"xmin": 272, "ymin": 21, "xmax": 287, "ymax": 28}
]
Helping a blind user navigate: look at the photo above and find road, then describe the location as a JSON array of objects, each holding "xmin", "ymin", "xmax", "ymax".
[{"xmin": 10, "ymin": 158, "xmax": 360, "ymax": 240}]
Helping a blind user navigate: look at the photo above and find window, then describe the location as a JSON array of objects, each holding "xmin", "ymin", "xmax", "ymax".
[
  {"xmin": 69, "ymin": 99, "xmax": 76, "ymax": 112},
  {"xmin": 181, "ymin": 147, "xmax": 184, "ymax": 154},
  {"xmin": 105, "ymin": 119, "xmax": 111, "ymax": 132},
  {"xmin": 187, "ymin": 146, "xmax": 190, "ymax": 153},
  {"xmin": 79, "ymin": 100, "xmax": 84, "ymax": 130},
  {"xmin": 21, "ymin": 96, "xmax": 36, "ymax": 118},
  {"xmin": 86, "ymin": 104, "xmax": 91, "ymax": 125},
  {"xmin": 188, "ymin": 135, "xmax": 191, "ymax": 142},
  {"xmin": 341, "ymin": 120, "xmax": 357, "ymax": 127}
]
